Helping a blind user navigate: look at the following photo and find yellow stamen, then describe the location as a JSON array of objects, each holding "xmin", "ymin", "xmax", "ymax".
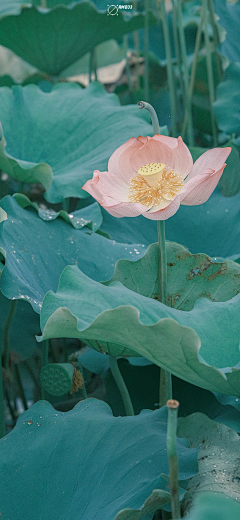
[
  {"xmin": 70, "ymin": 366, "xmax": 84, "ymax": 394},
  {"xmin": 129, "ymin": 162, "xmax": 184, "ymax": 209}
]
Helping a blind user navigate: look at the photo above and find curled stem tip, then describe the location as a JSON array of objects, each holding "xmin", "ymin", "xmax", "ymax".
[{"xmin": 137, "ymin": 100, "xmax": 160, "ymax": 135}]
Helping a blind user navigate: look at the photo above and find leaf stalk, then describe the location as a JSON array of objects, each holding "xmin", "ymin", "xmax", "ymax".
[{"xmin": 167, "ymin": 399, "xmax": 181, "ymax": 519}]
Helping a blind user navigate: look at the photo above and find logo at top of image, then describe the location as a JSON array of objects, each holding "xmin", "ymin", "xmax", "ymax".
[{"xmin": 107, "ymin": 4, "xmax": 119, "ymax": 15}]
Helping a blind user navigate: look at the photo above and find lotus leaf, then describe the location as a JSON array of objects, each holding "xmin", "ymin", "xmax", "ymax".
[
  {"xmin": 0, "ymin": 1, "xmax": 157, "ymax": 76},
  {"xmin": 14, "ymin": 194, "xmax": 103, "ymax": 231},
  {"xmin": 103, "ymin": 242, "xmax": 240, "ymax": 311},
  {"xmin": 214, "ymin": 62, "xmax": 240, "ymax": 137},
  {"xmin": 178, "ymin": 413, "xmax": 240, "ymax": 513},
  {"xmin": 61, "ymin": 39, "xmax": 126, "ymax": 78},
  {"xmin": 214, "ymin": 0, "xmax": 240, "ymax": 62},
  {"xmin": 184, "ymin": 493, "xmax": 240, "ymax": 520},
  {"xmin": 0, "ymin": 195, "xmax": 146, "ymax": 313},
  {"xmin": 113, "ymin": 489, "xmax": 171, "ymax": 520},
  {"xmin": 0, "ymin": 398, "xmax": 198, "ymax": 520},
  {"xmin": 0, "ymin": 82, "xmax": 159, "ymax": 203},
  {"xmin": 0, "ymin": 44, "xmax": 37, "ymax": 85},
  {"xmin": 39, "ymin": 265, "xmax": 240, "ymax": 395}
]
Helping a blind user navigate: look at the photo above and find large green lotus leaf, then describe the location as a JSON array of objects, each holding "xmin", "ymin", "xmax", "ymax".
[
  {"xmin": 113, "ymin": 490, "xmax": 171, "ymax": 520},
  {"xmin": 39, "ymin": 265, "xmax": 240, "ymax": 395},
  {"xmin": 0, "ymin": 82, "xmax": 157, "ymax": 203},
  {"xmin": 183, "ymin": 493, "xmax": 240, "ymax": 520},
  {"xmin": 103, "ymin": 242, "xmax": 240, "ymax": 311},
  {"xmin": 0, "ymin": 45, "xmax": 37, "ymax": 84},
  {"xmin": 0, "ymin": 399, "xmax": 198, "ymax": 520},
  {"xmin": 14, "ymin": 193, "xmax": 103, "ymax": 231},
  {"xmin": 0, "ymin": 196, "xmax": 146, "ymax": 314},
  {"xmin": 0, "ymin": 2, "xmax": 157, "ymax": 76},
  {"xmin": 61, "ymin": 39, "xmax": 126, "ymax": 78},
  {"xmin": 213, "ymin": 0, "xmax": 240, "ymax": 62},
  {"xmin": 214, "ymin": 62, "xmax": 240, "ymax": 137},
  {"xmin": 178, "ymin": 413, "xmax": 240, "ymax": 513}
]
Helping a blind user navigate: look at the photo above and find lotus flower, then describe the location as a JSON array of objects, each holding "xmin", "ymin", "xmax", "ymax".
[{"xmin": 82, "ymin": 135, "xmax": 231, "ymax": 220}]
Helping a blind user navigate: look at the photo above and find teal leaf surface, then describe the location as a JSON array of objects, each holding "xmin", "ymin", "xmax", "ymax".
[
  {"xmin": 214, "ymin": 62, "xmax": 240, "ymax": 137},
  {"xmin": 0, "ymin": 2, "xmax": 157, "ymax": 76},
  {"xmin": 113, "ymin": 489, "xmax": 171, "ymax": 520},
  {"xmin": 0, "ymin": 399, "xmax": 198, "ymax": 520},
  {"xmin": 103, "ymin": 242, "xmax": 240, "ymax": 311},
  {"xmin": 214, "ymin": 0, "xmax": 240, "ymax": 62},
  {"xmin": 178, "ymin": 413, "xmax": 240, "ymax": 513},
  {"xmin": 0, "ymin": 196, "xmax": 146, "ymax": 313},
  {"xmin": 39, "ymin": 265, "xmax": 240, "ymax": 395},
  {"xmin": 0, "ymin": 83, "xmax": 157, "ymax": 203},
  {"xmin": 183, "ymin": 493, "xmax": 240, "ymax": 520},
  {"xmin": 14, "ymin": 194, "xmax": 103, "ymax": 231}
]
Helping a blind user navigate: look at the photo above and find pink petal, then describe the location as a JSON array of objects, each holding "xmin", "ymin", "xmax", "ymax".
[
  {"xmin": 137, "ymin": 135, "xmax": 148, "ymax": 144},
  {"xmin": 92, "ymin": 170, "xmax": 130, "ymax": 202},
  {"xmin": 117, "ymin": 137, "xmax": 147, "ymax": 182},
  {"xmin": 180, "ymin": 167, "xmax": 225, "ymax": 205},
  {"xmin": 152, "ymin": 134, "xmax": 179, "ymax": 149},
  {"xmin": 170, "ymin": 137, "xmax": 193, "ymax": 179},
  {"xmin": 130, "ymin": 137, "xmax": 172, "ymax": 172},
  {"xmin": 82, "ymin": 171, "xmax": 105, "ymax": 203},
  {"xmin": 186, "ymin": 147, "xmax": 231, "ymax": 182},
  {"xmin": 142, "ymin": 196, "xmax": 181, "ymax": 220},
  {"xmin": 130, "ymin": 136, "xmax": 193, "ymax": 179},
  {"xmin": 101, "ymin": 200, "xmax": 147, "ymax": 218},
  {"xmin": 108, "ymin": 137, "xmax": 140, "ymax": 180}
]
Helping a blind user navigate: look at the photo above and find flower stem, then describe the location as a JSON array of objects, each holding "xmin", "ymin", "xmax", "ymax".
[
  {"xmin": 2, "ymin": 300, "xmax": 17, "ymax": 371},
  {"xmin": 144, "ymin": 0, "xmax": 149, "ymax": 101},
  {"xmin": 41, "ymin": 339, "xmax": 49, "ymax": 400},
  {"xmin": 167, "ymin": 399, "xmax": 181, "ymax": 519},
  {"xmin": 157, "ymin": 220, "xmax": 167, "ymax": 305},
  {"xmin": 62, "ymin": 197, "xmax": 70, "ymax": 213},
  {"xmin": 158, "ymin": 220, "xmax": 172, "ymax": 407},
  {"xmin": 89, "ymin": 48, "xmax": 97, "ymax": 83},
  {"xmin": 124, "ymin": 35, "xmax": 132, "ymax": 92},
  {"xmin": 172, "ymin": 2, "xmax": 184, "ymax": 117},
  {"xmin": 109, "ymin": 356, "xmax": 134, "ymax": 416},
  {"xmin": 203, "ymin": 0, "xmax": 218, "ymax": 147},
  {"xmin": 132, "ymin": 0, "xmax": 140, "ymax": 90},
  {"xmin": 173, "ymin": 0, "xmax": 194, "ymax": 146},
  {"xmin": 0, "ymin": 354, "xmax": 5, "ymax": 438},
  {"xmin": 14, "ymin": 364, "xmax": 28, "ymax": 411},
  {"xmin": 158, "ymin": 0, "xmax": 177, "ymax": 136},
  {"xmin": 208, "ymin": 0, "xmax": 222, "ymax": 81},
  {"xmin": 182, "ymin": 7, "xmax": 203, "ymax": 140}
]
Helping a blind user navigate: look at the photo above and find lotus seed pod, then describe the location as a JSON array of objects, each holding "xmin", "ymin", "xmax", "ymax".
[{"xmin": 40, "ymin": 363, "xmax": 75, "ymax": 396}]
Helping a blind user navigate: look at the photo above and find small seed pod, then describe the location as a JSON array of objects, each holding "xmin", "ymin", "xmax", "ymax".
[{"xmin": 40, "ymin": 363, "xmax": 75, "ymax": 396}]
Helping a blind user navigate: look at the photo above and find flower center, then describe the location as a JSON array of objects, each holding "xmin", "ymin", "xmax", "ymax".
[{"xmin": 128, "ymin": 162, "xmax": 184, "ymax": 209}]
